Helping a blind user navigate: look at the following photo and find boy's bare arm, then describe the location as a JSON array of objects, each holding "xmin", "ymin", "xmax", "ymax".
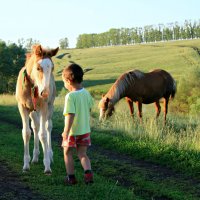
[{"xmin": 62, "ymin": 113, "xmax": 75, "ymax": 140}]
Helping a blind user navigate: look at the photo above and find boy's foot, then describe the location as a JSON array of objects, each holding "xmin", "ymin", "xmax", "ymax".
[
  {"xmin": 84, "ymin": 173, "xmax": 94, "ymax": 184},
  {"xmin": 64, "ymin": 176, "xmax": 77, "ymax": 186}
]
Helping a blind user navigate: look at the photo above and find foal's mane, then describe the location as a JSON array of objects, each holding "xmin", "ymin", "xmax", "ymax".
[
  {"xmin": 106, "ymin": 70, "xmax": 144, "ymax": 104},
  {"xmin": 25, "ymin": 53, "xmax": 35, "ymax": 75}
]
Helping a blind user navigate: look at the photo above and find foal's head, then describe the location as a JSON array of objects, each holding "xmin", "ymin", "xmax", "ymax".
[
  {"xmin": 98, "ymin": 96, "xmax": 115, "ymax": 121},
  {"xmin": 29, "ymin": 45, "xmax": 59, "ymax": 98}
]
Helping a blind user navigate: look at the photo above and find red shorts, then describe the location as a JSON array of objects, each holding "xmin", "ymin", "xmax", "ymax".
[{"xmin": 62, "ymin": 133, "xmax": 91, "ymax": 148}]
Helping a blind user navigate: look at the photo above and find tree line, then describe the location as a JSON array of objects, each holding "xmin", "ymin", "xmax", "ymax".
[
  {"xmin": 0, "ymin": 41, "xmax": 26, "ymax": 93},
  {"xmin": 17, "ymin": 38, "xmax": 69, "ymax": 50},
  {"xmin": 76, "ymin": 19, "xmax": 200, "ymax": 48}
]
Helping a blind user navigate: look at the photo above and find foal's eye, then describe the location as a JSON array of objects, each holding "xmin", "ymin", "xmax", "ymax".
[{"xmin": 37, "ymin": 67, "xmax": 41, "ymax": 71}]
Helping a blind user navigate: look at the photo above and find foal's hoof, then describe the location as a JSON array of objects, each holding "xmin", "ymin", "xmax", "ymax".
[
  {"xmin": 22, "ymin": 164, "xmax": 30, "ymax": 172},
  {"xmin": 44, "ymin": 170, "xmax": 52, "ymax": 175},
  {"xmin": 22, "ymin": 168, "xmax": 30, "ymax": 173},
  {"xmin": 31, "ymin": 159, "xmax": 39, "ymax": 164}
]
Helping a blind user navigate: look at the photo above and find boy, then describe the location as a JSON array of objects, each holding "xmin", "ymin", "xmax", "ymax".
[{"xmin": 61, "ymin": 63, "xmax": 94, "ymax": 185}]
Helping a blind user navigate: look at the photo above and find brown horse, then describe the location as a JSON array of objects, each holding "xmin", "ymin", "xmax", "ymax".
[
  {"xmin": 16, "ymin": 44, "xmax": 59, "ymax": 173},
  {"xmin": 99, "ymin": 69, "xmax": 176, "ymax": 123}
]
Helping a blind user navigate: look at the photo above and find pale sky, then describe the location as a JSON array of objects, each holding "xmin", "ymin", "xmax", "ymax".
[{"xmin": 0, "ymin": 0, "xmax": 199, "ymax": 48}]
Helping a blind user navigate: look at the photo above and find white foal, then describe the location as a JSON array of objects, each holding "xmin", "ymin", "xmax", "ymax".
[{"xmin": 16, "ymin": 44, "xmax": 59, "ymax": 174}]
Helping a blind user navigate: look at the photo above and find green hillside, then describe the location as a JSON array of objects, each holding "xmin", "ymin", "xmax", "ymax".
[{"xmin": 53, "ymin": 39, "xmax": 200, "ymax": 95}]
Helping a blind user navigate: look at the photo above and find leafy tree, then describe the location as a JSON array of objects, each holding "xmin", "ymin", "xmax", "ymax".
[
  {"xmin": 25, "ymin": 38, "xmax": 40, "ymax": 51},
  {"xmin": 59, "ymin": 37, "xmax": 69, "ymax": 49},
  {"xmin": 108, "ymin": 28, "xmax": 120, "ymax": 45},
  {"xmin": 174, "ymin": 66, "xmax": 200, "ymax": 114},
  {"xmin": 17, "ymin": 38, "xmax": 26, "ymax": 47},
  {"xmin": 121, "ymin": 28, "xmax": 131, "ymax": 45},
  {"xmin": 173, "ymin": 22, "xmax": 181, "ymax": 40},
  {"xmin": 0, "ymin": 41, "xmax": 26, "ymax": 93}
]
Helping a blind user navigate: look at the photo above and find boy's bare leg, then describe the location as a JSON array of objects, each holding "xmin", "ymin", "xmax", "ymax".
[
  {"xmin": 77, "ymin": 146, "xmax": 91, "ymax": 170},
  {"xmin": 63, "ymin": 147, "xmax": 74, "ymax": 175}
]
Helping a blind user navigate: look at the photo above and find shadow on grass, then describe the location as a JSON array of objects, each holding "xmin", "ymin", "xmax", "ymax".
[{"xmin": 0, "ymin": 105, "xmax": 21, "ymax": 126}]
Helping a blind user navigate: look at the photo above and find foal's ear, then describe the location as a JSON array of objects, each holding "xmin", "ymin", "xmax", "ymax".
[
  {"xmin": 32, "ymin": 45, "xmax": 42, "ymax": 56},
  {"xmin": 106, "ymin": 97, "xmax": 110, "ymax": 103},
  {"xmin": 26, "ymin": 53, "xmax": 32, "ymax": 60},
  {"xmin": 50, "ymin": 47, "xmax": 59, "ymax": 57}
]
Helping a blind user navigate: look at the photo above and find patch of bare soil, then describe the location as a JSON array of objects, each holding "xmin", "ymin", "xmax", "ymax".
[{"xmin": 0, "ymin": 160, "xmax": 46, "ymax": 200}]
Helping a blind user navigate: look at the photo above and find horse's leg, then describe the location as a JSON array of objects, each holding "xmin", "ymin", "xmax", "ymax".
[
  {"xmin": 45, "ymin": 103, "xmax": 54, "ymax": 163},
  {"xmin": 154, "ymin": 101, "xmax": 161, "ymax": 119},
  {"xmin": 163, "ymin": 98, "xmax": 169, "ymax": 125},
  {"xmin": 126, "ymin": 97, "xmax": 134, "ymax": 118},
  {"xmin": 29, "ymin": 111, "xmax": 40, "ymax": 163},
  {"xmin": 18, "ymin": 103, "xmax": 31, "ymax": 171},
  {"xmin": 39, "ymin": 103, "xmax": 51, "ymax": 174},
  {"xmin": 136, "ymin": 101, "xmax": 142, "ymax": 123}
]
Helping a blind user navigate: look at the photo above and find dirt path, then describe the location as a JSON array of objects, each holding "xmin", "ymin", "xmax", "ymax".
[
  {"xmin": 0, "ymin": 160, "xmax": 46, "ymax": 200},
  {"xmin": 89, "ymin": 145, "xmax": 200, "ymax": 199}
]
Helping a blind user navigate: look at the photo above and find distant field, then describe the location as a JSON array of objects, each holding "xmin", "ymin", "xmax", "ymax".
[{"xmin": 53, "ymin": 39, "xmax": 200, "ymax": 95}]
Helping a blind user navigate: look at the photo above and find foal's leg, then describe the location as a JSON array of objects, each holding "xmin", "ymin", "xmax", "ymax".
[
  {"xmin": 45, "ymin": 103, "xmax": 54, "ymax": 163},
  {"xmin": 126, "ymin": 97, "xmax": 134, "ymax": 118},
  {"xmin": 18, "ymin": 104, "xmax": 31, "ymax": 171},
  {"xmin": 39, "ymin": 103, "xmax": 51, "ymax": 173},
  {"xmin": 163, "ymin": 98, "xmax": 169, "ymax": 125},
  {"xmin": 154, "ymin": 101, "xmax": 161, "ymax": 118},
  {"xmin": 29, "ymin": 111, "xmax": 40, "ymax": 163},
  {"xmin": 136, "ymin": 101, "xmax": 142, "ymax": 123}
]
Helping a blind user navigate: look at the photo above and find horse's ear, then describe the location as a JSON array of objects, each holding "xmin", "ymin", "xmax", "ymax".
[
  {"xmin": 50, "ymin": 47, "xmax": 59, "ymax": 57},
  {"xmin": 102, "ymin": 94, "xmax": 105, "ymax": 98},
  {"xmin": 32, "ymin": 45, "xmax": 42, "ymax": 56}
]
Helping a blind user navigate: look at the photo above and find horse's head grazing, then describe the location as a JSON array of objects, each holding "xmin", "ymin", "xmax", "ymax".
[
  {"xmin": 98, "ymin": 95, "xmax": 115, "ymax": 121},
  {"xmin": 29, "ymin": 45, "xmax": 59, "ymax": 98}
]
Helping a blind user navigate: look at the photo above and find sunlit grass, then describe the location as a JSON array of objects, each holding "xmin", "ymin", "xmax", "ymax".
[
  {"xmin": 0, "ymin": 94, "xmax": 17, "ymax": 105},
  {"xmin": 55, "ymin": 93, "xmax": 200, "ymax": 155},
  {"xmin": 53, "ymin": 39, "xmax": 200, "ymax": 96},
  {"xmin": 91, "ymin": 98, "xmax": 200, "ymax": 153}
]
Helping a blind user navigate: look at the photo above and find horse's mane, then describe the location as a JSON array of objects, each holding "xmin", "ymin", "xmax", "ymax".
[{"xmin": 106, "ymin": 70, "xmax": 144, "ymax": 104}]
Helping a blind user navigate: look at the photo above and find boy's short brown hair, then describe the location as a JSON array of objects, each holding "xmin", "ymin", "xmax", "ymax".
[{"xmin": 62, "ymin": 63, "xmax": 84, "ymax": 83}]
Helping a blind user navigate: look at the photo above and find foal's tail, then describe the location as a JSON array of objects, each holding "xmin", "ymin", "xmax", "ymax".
[{"xmin": 170, "ymin": 79, "xmax": 176, "ymax": 99}]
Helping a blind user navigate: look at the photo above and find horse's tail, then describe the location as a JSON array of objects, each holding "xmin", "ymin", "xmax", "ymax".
[{"xmin": 170, "ymin": 78, "xmax": 176, "ymax": 99}]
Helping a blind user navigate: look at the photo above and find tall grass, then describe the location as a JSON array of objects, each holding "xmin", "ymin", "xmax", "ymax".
[
  {"xmin": 92, "ymin": 99, "xmax": 200, "ymax": 152},
  {"xmin": 53, "ymin": 95, "xmax": 200, "ymax": 156},
  {"xmin": 0, "ymin": 94, "xmax": 17, "ymax": 105}
]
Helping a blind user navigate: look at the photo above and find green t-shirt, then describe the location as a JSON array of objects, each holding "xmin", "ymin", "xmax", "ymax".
[{"xmin": 63, "ymin": 88, "xmax": 94, "ymax": 136}]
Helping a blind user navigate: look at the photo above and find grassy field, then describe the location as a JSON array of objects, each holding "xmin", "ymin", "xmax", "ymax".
[
  {"xmin": 1, "ymin": 39, "xmax": 200, "ymax": 200},
  {"xmin": 53, "ymin": 39, "xmax": 200, "ymax": 96}
]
